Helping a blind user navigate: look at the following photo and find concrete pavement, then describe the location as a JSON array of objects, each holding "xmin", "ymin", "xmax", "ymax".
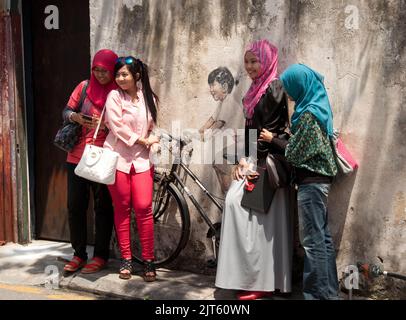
[
  {"xmin": 0, "ymin": 240, "xmax": 304, "ymax": 300},
  {"xmin": 0, "ymin": 283, "xmax": 99, "ymax": 300}
]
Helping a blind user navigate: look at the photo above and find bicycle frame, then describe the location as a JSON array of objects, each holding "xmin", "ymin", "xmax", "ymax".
[
  {"xmin": 171, "ymin": 162, "xmax": 223, "ymax": 230},
  {"xmin": 157, "ymin": 134, "xmax": 224, "ymax": 255}
]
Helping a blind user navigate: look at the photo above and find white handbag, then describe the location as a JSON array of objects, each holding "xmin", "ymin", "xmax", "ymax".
[{"xmin": 74, "ymin": 106, "xmax": 119, "ymax": 185}]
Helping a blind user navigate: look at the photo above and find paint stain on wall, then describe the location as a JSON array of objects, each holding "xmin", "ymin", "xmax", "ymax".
[
  {"xmin": 177, "ymin": 0, "xmax": 212, "ymax": 44},
  {"xmin": 219, "ymin": 0, "xmax": 268, "ymax": 38},
  {"xmin": 393, "ymin": 191, "xmax": 405, "ymax": 224},
  {"xmin": 117, "ymin": 3, "xmax": 149, "ymax": 46}
]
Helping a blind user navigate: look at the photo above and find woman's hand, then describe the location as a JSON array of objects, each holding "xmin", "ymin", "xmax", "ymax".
[
  {"xmin": 233, "ymin": 158, "xmax": 249, "ymax": 180},
  {"xmin": 246, "ymin": 172, "xmax": 259, "ymax": 181},
  {"xmin": 139, "ymin": 135, "xmax": 160, "ymax": 148},
  {"xmin": 70, "ymin": 112, "xmax": 97, "ymax": 129},
  {"xmin": 232, "ymin": 165, "xmax": 259, "ymax": 181},
  {"xmin": 258, "ymin": 128, "xmax": 274, "ymax": 143},
  {"xmin": 146, "ymin": 135, "xmax": 160, "ymax": 147},
  {"xmin": 90, "ymin": 115, "xmax": 106, "ymax": 130},
  {"xmin": 232, "ymin": 165, "xmax": 243, "ymax": 180}
]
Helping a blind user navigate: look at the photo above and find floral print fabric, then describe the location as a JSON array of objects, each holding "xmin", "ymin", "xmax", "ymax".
[{"xmin": 286, "ymin": 112, "xmax": 337, "ymax": 177}]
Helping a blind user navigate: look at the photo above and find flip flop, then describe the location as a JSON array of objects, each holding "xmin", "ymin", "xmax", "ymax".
[
  {"xmin": 63, "ymin": 256, "xmax": 86, "ymax": 272},
  {"xmin": 81, "ymin": 257, "xmax": 106, "ymax": 274}
]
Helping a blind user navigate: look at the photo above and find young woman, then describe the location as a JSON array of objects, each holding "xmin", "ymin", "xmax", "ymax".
[
  {"xmin": 280, "ymin": 63, "xmax": 339, "ymax": 300},
  {"xmin": 63, "ymin": 49, "xmax": 117, "ymax": 274},
  {"xmin": 104, "ymin": 56, "xmax": 159, "ymax": 281},
  {"xmin": 215, "ymin": 40, "xmax": 293, "ymax": 300}
]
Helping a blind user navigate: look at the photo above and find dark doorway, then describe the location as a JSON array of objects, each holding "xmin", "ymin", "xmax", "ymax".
[{"xmin": 23, "ymin": 0, "xmax": 93, "ymax": 242}]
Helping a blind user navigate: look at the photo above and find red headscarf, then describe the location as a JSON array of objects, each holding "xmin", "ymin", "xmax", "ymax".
[
  {"xmin": 87, "ymin": 49, "xmax": 118, "ymax": 109},
  {"xmin": 243, "ymin": 40, "xmax": 279, "ymax": 119}
]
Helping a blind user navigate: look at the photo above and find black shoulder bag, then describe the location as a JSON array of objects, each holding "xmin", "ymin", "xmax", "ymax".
[
  {"xmin": 240, "ymin": 163, "xmax": 275, "ymax": 214},
  {"xmin": 240, "ymin": 133, "xmax": 291, "ymax": 214},
  {"xmin": 54, "ymin": 81, "xmax": 89, "ymax": 152}
]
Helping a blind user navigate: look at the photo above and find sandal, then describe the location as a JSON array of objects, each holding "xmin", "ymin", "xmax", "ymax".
[
  {"xmin": 119, "ymin": 259, "xmax": 133, "ymax": 280},
  {"xmin": 81, "ymin": 257, "xmax": 106, "ymax": 274},
  {"xmin": 63, "ymin": 256, "xmax": 86, "ymax": 273},
  {"xmin": 236, "ymin": 291, "xmax": 273, "ymax": 300},
  {"xmin": 143, "ymin": 260, "xmax": 156, "ymax": 282}
]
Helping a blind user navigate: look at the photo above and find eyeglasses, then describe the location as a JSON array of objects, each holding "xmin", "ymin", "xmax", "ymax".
[
  {"xmin": 93, "ymin": 67, "xmax": 108, "ymax": 75},
  {"xmin": 116, "ymin": 56, "xmax": 134, "ymax": 64}
]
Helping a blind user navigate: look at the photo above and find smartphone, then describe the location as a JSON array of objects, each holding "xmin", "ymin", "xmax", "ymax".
[{"xmin": 81, "ymin": 114, "xmax": 93, "ymax": 121}]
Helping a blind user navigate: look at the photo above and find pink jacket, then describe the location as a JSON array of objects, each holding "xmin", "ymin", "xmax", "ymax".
[{"xmin": 103, "ymin": 89, "xmax": 154, "ymax": 174}]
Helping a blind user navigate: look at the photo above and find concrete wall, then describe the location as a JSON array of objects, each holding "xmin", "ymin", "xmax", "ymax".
[{"xmin": 89, "ymin": 0, "xmax": 406, "ymax": 280}]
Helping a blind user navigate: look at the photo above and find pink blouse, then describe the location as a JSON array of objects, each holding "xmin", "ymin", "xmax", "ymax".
[{"xmin": 103, "ymin": 89, "xmax": 154, "ymax": 174}]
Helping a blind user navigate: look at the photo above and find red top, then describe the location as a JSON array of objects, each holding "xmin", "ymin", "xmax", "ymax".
[{"xmin": 66, "ymin": 80, "xmax": 109, "ymax": 164}]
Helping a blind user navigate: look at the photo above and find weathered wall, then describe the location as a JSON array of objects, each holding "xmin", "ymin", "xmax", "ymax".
[
  {"xmin": 282, "ymin": 0, "xmax": 406, "ymax": 279},
  {"xmin": 89, "ymin": 0, "xmax": 406, "ymax": 281}
]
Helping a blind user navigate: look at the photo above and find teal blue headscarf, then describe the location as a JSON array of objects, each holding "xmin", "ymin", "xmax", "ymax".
[{"xmin": 280, "ymin": 64, "xmax": 334, "ymax": 137}]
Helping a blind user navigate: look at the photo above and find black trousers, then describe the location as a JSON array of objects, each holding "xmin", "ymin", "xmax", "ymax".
[{"xmin": 66, "ymin": 163, "xmax": 114, "ymax": 261}]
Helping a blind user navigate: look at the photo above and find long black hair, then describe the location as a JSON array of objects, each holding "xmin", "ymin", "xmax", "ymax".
[{"xmin": 114, "ymin": 56, "xmax": 158, "ymax": 123}]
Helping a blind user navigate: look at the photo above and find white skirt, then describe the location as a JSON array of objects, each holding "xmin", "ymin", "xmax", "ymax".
[{"xmin": 215, "ymin": 179, "xmax": 293, "ymax": 292}]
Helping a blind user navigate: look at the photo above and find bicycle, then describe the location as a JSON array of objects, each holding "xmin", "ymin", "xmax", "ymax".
[{"xmin": 129, "ymin": 132, "xmax": 225, "ymax": 268}]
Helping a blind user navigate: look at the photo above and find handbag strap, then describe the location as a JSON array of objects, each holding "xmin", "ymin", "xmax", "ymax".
[
  {"xmin": 78, "ymin": 80, "xmax": 89, "ymax": 112},
  {"xmin": 91, "ymin": 104, "xmax": 106, "ymax": 144}
]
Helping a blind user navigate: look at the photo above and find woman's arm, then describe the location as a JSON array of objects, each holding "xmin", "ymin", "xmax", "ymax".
[
  {"xmin": 63, "ymin": 81, "xmax": 87, "ymax": 122},
  {"xmin": 258, "ymin": 129, "xmax": 289, "ymax": 153},
  {"xmin": 62, "ymin": 81, "xmax": 95, "ymax": 129}
]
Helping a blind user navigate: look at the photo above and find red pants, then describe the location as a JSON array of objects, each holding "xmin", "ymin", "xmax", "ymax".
[{"xmin": 108, "ymin": 166, "xmax": 154, "ymax": 261}]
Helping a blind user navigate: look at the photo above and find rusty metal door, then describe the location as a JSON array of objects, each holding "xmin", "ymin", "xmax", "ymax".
[
  {"xmin": 0, "ymin": 10, "xmax": 17, "ymax": 244},
  {"xmin": 1, "ymin": 2, "xmax": 29, "ymax": 244},
  {"xmin": 24, "ymin": 0, "xmax": 92, "ymax": 242}
]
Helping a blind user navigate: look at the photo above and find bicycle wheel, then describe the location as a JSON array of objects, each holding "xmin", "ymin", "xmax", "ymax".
[{"xmin": 131, "ymin": 173, "xmax": 191, "ymax": 268}]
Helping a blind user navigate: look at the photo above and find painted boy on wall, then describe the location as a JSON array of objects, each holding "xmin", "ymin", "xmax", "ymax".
[
  {"xmin": 199, "ymin": 66, "xmax": 244, "ymax": 194},
  {"xmin": 199, "ymin": 67, "xmax": 236, "ymax": 138}
]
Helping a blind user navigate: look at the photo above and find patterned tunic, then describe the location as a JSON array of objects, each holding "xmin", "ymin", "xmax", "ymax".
[{"xmin": 285, "ymin": 112, "xmax": 337, "ymax": 177}]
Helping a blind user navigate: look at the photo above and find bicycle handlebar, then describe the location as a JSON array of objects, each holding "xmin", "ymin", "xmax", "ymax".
[
  {"xmin": 160, "ymin": 132, "xmax": 183, "ymax": 143},
  {"xmin": 160, "ymin": 132, "xmax": 193, "ymax": 150}
]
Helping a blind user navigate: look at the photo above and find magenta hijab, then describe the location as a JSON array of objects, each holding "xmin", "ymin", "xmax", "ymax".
[
  {"xmin": 87, "ymin": 49, "xmax": 118, "ymax": 109},
  {"xmin": 243, "ymin": 40, "xmax": 279, "ymax": 119}
]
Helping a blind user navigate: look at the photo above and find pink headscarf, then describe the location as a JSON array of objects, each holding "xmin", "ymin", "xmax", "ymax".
[
  {"xmin": 243, "ymin": 40, "xmax": 279, "ymax": 119},
  {"xmin": 87, "ymin": 49, "xmax": 118, "ymax": 109}
]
